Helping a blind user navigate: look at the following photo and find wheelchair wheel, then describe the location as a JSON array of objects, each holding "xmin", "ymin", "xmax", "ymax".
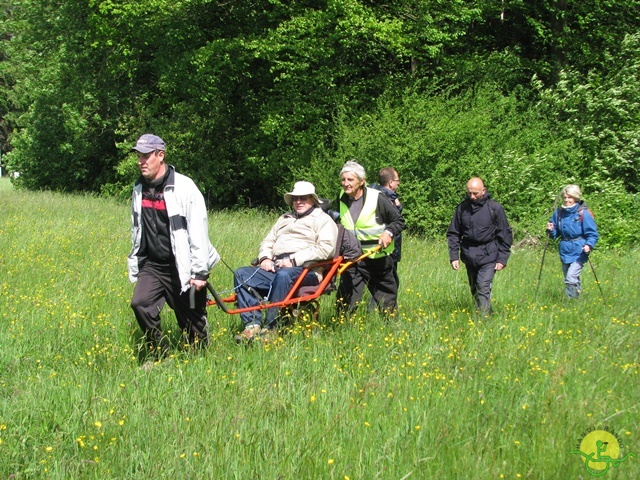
[{"xmin": 287, "ymin": 300, "xmax": 320, "ymax": 323}]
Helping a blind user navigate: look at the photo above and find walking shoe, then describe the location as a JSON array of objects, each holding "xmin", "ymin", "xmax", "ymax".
[
  {"xmin": 147, "ymin": 339, "xmax": 171, "ymax": 359},
  {"xmin": 234, "ymin": 324, "xmax": 262, "ymax": 344},
  {"xmin": 140, "ymin": 356, "xmax": 173, "ymax": 371},
  {"xmin": 255, "ymin": 327, "xmax": 279, "ymax": 344},
  {"xmin": 565, "ymin": 284, "xmax": 580, "ymax": 299}
]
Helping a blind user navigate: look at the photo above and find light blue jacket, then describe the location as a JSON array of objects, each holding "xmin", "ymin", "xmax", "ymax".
[{"xmin": 548, "ymin": 202, "xmax": 599, "ymax": 264}]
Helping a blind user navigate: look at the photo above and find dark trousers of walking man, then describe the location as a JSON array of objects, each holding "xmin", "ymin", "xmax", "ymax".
[
  {"xmin": 464, "ymin": 262, "xmax": 496, "ymax": 314},
  {"xmin": 131, "ymin": 262, "xmax": 209, "ymax": 354}
]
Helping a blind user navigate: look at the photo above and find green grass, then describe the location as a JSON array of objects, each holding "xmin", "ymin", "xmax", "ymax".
[{"xmin": 0, "ymin": 177, "xmax": 638, "ymax": 479}]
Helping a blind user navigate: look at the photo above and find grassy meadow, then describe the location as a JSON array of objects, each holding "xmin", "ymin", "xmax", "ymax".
[{"xmin": 0, "ymin": 177, "xmax": 638, "ymax": 479}]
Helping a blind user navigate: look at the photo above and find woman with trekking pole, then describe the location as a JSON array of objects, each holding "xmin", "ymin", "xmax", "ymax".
[{"xmin": 546, "ymin": 185, "xmax": 599, "ymax": 299}]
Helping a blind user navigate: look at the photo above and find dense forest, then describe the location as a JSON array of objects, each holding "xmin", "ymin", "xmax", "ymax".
[{"xmin": 1, "ymin": 1, "xmax": 639, "ymax": 245}]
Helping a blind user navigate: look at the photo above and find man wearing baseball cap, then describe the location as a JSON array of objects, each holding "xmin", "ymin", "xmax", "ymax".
[{"xmin": 127, "ymin": 134, "xmax": 219, "ymax": 359}]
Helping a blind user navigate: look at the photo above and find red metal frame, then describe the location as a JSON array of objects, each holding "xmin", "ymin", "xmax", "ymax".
[
  {"xmin": 205, "ymin": 245, "xmax": 382, "ymax": 317},
  {"xmin": 206, "ymin": 256, "xmax": 344, "ymax": 315}
]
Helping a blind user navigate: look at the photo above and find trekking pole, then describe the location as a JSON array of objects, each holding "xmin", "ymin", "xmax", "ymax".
[
  {"xmin": 587, "ymin": 257, "xmax": 606, "ymax": 304},
  {"xmin": 535, "ymin": 194, "xmax": 560, "ymax": 300},
  {"xmin": 534, "ymin": 237, "xmax": 550, "ymax": 301}
]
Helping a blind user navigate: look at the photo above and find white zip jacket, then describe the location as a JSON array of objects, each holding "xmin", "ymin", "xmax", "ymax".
[{"xmin": 128, "ymin": 166, "xmax": 220, "ymax": 292}]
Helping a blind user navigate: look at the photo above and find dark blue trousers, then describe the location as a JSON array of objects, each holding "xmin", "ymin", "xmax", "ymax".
[{"xmin": 234, "ymin": 266, "xmax": 319, "ymax": 328}]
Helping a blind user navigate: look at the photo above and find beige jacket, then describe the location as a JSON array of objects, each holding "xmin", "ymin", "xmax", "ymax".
[{"xmin": 258, "ymin": 207, "xmax": 338, "ymax": 270}]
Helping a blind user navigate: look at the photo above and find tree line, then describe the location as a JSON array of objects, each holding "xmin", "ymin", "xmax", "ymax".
[{"xmin": 1, "ymin": 0, "xmax": 639, "ymax": 245}]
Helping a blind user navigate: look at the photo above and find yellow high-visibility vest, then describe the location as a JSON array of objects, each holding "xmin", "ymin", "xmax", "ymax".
[{"xmin": 340, "ymin": 188, "xmax": 394, "ymax": 260}]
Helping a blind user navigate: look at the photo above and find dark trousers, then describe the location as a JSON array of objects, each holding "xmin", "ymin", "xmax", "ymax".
[
  {"xmin": 368, "ymin": 259, "xmax": 399, "ymax": 310},
  {"xmin": 464, "ymin": 262, "xmax": 496, "ymax": 314},
  {"xmin": 131, "ymin": 263, "xmax": 209, "ymax": 348},
  {"xmin": 337, "ymin": 255, "xmax": 398, "ymax": 313},
  {"xmin": 392, "ymin": 259, "xmax": 400, "ymax": 291},
  {"xmin": 234, "ymin": 266, "xmax": 319, "ymax": 328}
]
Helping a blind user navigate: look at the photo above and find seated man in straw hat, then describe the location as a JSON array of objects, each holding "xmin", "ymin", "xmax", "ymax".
[{"xmin": 233, "ymin": 181, "xmax": 338, "ymax": 342}]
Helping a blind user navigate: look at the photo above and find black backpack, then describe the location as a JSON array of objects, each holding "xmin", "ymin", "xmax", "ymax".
[
  {"xmin": 336, "ymin": 223, "xmax": 363, "ymax": 261},
  {"xmin": 319, "ymin": 198, "xmax": 363, "ymax": 261}
]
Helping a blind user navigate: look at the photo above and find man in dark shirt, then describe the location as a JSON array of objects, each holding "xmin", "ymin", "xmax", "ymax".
[
  {"xmin": 371, "ymin": 167, "xmax": 403, "ymax": 287},
  {"xmin": 128, "ymin": 134, "xmax": 219, "ymax": 358},
  {"xmin": 446, "ymin": 177, "xmax": 512, "ymax": 315}
]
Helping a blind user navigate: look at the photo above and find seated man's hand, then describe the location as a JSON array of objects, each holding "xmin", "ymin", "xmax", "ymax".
[
  {"xmin": 277, "ymin": 258, "xmax": 294, "ymax": 269},
  {"xmin": 260, "ymin": 258, "xmax": 275, "ymax": 272}
]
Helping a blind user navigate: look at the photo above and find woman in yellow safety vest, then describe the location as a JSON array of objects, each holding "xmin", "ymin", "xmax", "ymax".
[{"xmin": 336, "ymin": 161, "xmax": 405, "ymax": 314}]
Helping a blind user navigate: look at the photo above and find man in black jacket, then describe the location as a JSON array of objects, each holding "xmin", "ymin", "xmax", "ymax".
[
  {"xmin": 370, "ymin": 167, "xmax": 403, "ymax": 287},
  {"xmin": 446, "ymin": 177, "xmax": 512, "ymax": 315}
]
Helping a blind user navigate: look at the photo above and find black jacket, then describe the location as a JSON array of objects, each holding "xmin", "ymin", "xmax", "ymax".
[
  {"xmin": 370, "ymin": 183, "xmax": 404, "ymax": 261},
  {"xmin": 446, "ymin": 194, "xmax": 513, "ymax": 268}
]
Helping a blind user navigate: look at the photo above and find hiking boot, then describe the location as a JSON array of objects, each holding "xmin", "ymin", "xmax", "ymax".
[
  {"xmin": 234, "ymin": 324, "xmax": 262, "ymax": 344},
  {"xmin": 565, "ymin": 284, "xmax": 580, "ymax": 299},
  {"xmin": 140, "ymin": 356, "xmax": 173, "ymax": 371},
  {"xmin": 255, "ymin": 327, "xmax": 279, "ymax": 344},
  {"xmin": 145, "ymin": 339, "xmax": 171, "ymax": 360}
]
